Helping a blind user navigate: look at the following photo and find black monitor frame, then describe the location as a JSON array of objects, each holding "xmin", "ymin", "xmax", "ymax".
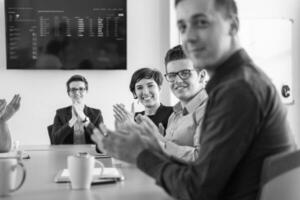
[{"xmin": 5, "ymin": 0, "xmax": 127, "ymax": 70}]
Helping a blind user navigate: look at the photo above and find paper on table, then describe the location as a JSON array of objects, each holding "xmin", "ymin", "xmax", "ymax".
[
  {"xmin": 61, "ymin": 167, "xmax": 123, "ymax": 179},
  {"xmin": 0, "ymin": 151, "xmax": 30, "ymax": 159}
]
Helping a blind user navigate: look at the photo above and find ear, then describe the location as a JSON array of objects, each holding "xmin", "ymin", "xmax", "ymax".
[
  {"xmin": 198, "ymin": 70, "xmax": 207, "ymax": 84},
  {"xmin": 229, "ymin": 15, "xmax": 239, "ymax": 36}
]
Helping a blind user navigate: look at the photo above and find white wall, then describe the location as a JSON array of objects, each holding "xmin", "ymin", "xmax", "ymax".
[
  {"xmin": 237, "ymin": 0, "xmax": 300, "ymax": 143},
  {"xmin": 169, "ymin": 0, "xmax": 300, "ymax": 144},
  {"xmin": 0, "ymin": 0, "xmax": 171, "ymax": 145},
  {"xmin": 1, "ymin": 0, "xmax": 300, "ymax": 145}
]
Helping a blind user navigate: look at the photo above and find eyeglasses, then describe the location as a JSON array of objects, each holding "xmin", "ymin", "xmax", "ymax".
[
  {"xmin": 69, "ymin": 87, "xmax": 86, "ymax": 93},
  {"xmin": 164, "ymin": 69, "xmax": 196, "ymax": 82}
]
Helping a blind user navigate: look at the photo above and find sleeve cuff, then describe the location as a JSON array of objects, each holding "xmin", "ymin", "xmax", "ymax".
[{"xmin": 164, "ymin": 141, "xmax": 179, "ymax": 155}]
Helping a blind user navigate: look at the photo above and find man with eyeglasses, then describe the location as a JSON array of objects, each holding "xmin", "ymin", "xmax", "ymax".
[
  {"xmin": 91, "ymin": 0, "xmax": 296, "ymax": 199},
  {"xmin": 52, "ymin": 74, "xmax": 103, "ymax": 145},
  {"xmin": 155, "ymin": 45, "xmax": 208, "ymax": 162}
]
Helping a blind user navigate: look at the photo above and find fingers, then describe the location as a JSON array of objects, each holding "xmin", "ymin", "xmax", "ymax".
[
  {"xmin": 91, "ymin": 130, "xmax": 106, "ymax": 154},
  {"xmin": 139, "ymin": 115, "xmax": 157, "ymax": 130},
  {"xmin": 113, "ymin": 113, "xmax": 123, "ymax": 122},
  {"xmin": 91, "ymin": 123, "xmax": 111, "ymax": 153},
  {"xmin": 0, "ymin": 99, "xmax": 7, "ymax": 110},
  {"xmin": 11, "ymin": 94, "xmax": 21, "ymax": 110},
  {"xmin": 15, "ymin": 95, "xmax": 21, "ymax": 109},
  {"xmin": 95, "ymin": 124, "xmax": 160, "ymax": 162},
  {"xmin": 135, "ymin": 114, "xmax": 143, "ymax": 124},
  {"xmin": 158, "ymin": 123, "xmax": 165, "ymax": 135},
  {"xmin": 98, "ymin": 129, "xmax": 127, "ymax": 157},
  {"xmin": 113, "ymin": 104, "xmax": 131, "ymax": 121},
  {"xmin": 136, "ymin": 115, "xmax": 165, "ymax": 142},
  {"xmin": 113, "ymin": 104, "xmax": 125, "ymax": 121},
  {"xmin": 0, "ymin": 100, "xmax": 7, "ymax": 117},
  {"xmin": 99, "ymin": 122, "xmax": 108, "ymax": 136},
  {"xmin": 72, "ymin": 104, "xmax": 86, "ymax": 120},
  {"xmin": 131, "ymin": 102, "xmax": 135, "ymax": 115},
  {"xmin": 8, "ymin": 94, "xmax": 21, "ymax": 108},
  {"xmin": 72, "ymin": 106, "xmax": 79, "ymax": 117}
]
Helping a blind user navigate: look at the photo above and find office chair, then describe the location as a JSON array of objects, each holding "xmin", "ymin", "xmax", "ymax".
[
  {"xmin": 47, "ymin": 125, "xmax": 54, "ymax": 145},
  {"xmin": 259, "ymin": 150, "xmax": 300, "ymax": 200}
]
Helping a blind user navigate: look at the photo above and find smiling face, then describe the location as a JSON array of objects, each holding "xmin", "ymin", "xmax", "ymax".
[
  {"xmin": 68, "ymin": 81, "xmax": 87, "ymax": 104},
  {"xmin": 134, "ymin": 78, "xmax": 161, "ymax": 109},
  {"xmin": 166, "ymin": 58, "xmax": 202, "ymax": 104},
  {"xmin": 176, "ymin": 0, "xmax": 237, "ymax": 71}
]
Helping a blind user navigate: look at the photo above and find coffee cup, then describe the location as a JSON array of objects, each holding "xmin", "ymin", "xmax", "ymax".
[
  {"xmin": 67, "ymin": 152, "xmax": 104, "ymax": 190},
  {"xmin": 0, "ymin": 157, "xmax": 26, "ymax": 196}
]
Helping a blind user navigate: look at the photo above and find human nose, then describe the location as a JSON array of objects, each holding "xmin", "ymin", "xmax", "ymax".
[
  {"xmin": 182, "ymin": 24, "xmax": 198, "ymax": 45},
  {"xmin": 174, "ymin": 74, "xmax": 184, "ymax": 83},
  {"xmin": 142, "ymin": 87, "xmax": 150, "ymax": 94}
]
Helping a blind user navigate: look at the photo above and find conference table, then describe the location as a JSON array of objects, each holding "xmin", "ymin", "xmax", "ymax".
[{"xmin": 3, "ymin": 145, "xmax": 173, "ymax": 200}]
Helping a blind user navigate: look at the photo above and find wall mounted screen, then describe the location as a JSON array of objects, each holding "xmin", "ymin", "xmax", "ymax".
[{"xmin": 5, "ymin": 0, "xmax": 127, "ymax": 69}]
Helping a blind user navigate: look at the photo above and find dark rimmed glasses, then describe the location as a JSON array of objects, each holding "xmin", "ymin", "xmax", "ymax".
[
  {"xmin": 68, "ymin": 87, "xmax": 87, "ymax": 93},
  {"xmin": 164, "ymin": 69, "xmax": 196, "ymax": 82}
]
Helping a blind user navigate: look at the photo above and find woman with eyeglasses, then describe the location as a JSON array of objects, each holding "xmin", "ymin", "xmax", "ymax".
[
  {"xmin": 113, "ymin": 68, "xmax": 173, "ymax": 135},
  {"xmin": 51, "ymin": 74, "xmax": 103, "ymax": 145}
]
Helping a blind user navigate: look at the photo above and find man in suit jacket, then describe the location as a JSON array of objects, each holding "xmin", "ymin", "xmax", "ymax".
[{"xmin": 52, "ymin": 75, "xmax": 103, "ymax": 144}]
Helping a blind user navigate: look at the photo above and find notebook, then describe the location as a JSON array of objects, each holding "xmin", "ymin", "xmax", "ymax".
[{"xmin": 54, "ymin": 167, "xmax": 125, "ymax": 184}]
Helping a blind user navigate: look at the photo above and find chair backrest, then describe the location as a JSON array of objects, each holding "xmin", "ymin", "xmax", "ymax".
[
  {"xmin": 47, "ymin": 125, "xmax": 54, "ymax": 145},
  {"xmin": 259, "ymin": 150, "xmax": 300, "ymax": 200}
]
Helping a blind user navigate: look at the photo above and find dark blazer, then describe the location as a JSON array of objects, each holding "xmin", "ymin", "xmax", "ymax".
[{"xmin": 52, "ymin": 105, "xmax": 103, "ymax": 144}]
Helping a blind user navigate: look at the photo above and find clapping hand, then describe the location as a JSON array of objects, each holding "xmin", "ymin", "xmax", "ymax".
[
  {"xmin": 0, "ymin": 94, "xmax": 21, "ymax": 122},
  {"xmin": 158, "ymin": 123, "xmax": 165, "ymax": 136},
  {"xmin": 73, "ymin": 103, "xmax": 86, "ymax": 121},
  {"xmin": 113, "ymin": 103, "xmax": 135, "ymax": 130},
  {"xmin": 91, "ymin": 119, "xmax": 162, "ymax": 164},
  {"xmin": 0, "ymin": 99, "xmax": 6, "ymax": 118},
  {"xmin": 136, "ymin": 114, "xmax": 166, "ymax": 143}
]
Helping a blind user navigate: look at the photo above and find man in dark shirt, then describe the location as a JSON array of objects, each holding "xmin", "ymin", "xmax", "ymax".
[{"xmin": 91, "ymin": 0, "xmax": 297, "ymax": 199}]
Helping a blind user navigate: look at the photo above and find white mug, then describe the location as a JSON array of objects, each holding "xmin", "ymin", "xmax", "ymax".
[
  {"xmin": 0, "ymin": 157, "xmax": 26, "ymax": 196},
  {"xmin": 67, "ymin": 152, "xmax": 104, "ymax": 190}
]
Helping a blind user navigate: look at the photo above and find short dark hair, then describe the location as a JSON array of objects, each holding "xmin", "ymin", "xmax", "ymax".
[
  {"xmin": 164, "ymin": 45, "xmax": 187, "ymax": 67},
  {"xmin": 175, "ymin": 0, "xmax": 238, "ymax": 18},
  {"xmin": 165, "ymin": 45, "xmax": 203, "ymax": 73},
  {"xmin": 66, "ymin": 74, "xmax": 88, "ymax": 92},
  {"xmin": 129, "ymin": 68, "xmax": 163, "ymax": 99}
]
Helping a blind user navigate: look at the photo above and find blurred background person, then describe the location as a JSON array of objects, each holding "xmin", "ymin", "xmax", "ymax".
[
  {"xmin": 0, "ymin": 94, "xmax": 21, "ymax": 153},
  {"xmin": 51, "ymin": 75, "xmax": 103, "ymax": 145}
]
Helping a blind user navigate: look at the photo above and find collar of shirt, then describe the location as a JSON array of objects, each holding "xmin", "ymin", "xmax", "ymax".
[
  {"xmin": 173, "ymin": 88, "xmax": 208, "ymax": 115},
  {"xmin": 206, "ymin": 48, "xmax": 252, "ymax": 94}
]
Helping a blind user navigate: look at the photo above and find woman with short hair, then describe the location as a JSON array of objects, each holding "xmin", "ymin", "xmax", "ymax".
[{"xmin": 114, "ymin": 68, "xmax": 173, "ymax": 135}]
